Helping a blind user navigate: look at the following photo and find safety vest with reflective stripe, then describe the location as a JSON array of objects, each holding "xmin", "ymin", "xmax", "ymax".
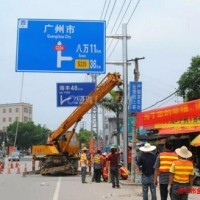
[
  {"xmin": 159, "ymin": 152, "xmax": 178, "ymax": 173},
  {"xmin": 173, "ymin": 160, "xmax": 194, "ymax": 183},
  {"xmin": 80, "ymin": 153, "xmax": 87, "ymax": 164},
  {"xmin": 94, "ymin": 154, "xmax": 101, "ymax": 164}
]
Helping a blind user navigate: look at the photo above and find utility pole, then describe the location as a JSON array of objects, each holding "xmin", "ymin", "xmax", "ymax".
[
  {"xmin": 106, "ymin": 24, "xmax": 131, "ymax": 168},
  {"xmin": 128, "ymin": 57, "xmax": 145, "ymax": 182}
]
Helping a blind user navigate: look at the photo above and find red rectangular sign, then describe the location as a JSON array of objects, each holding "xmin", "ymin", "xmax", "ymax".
[{"xmin": 136, "ymin": 99, "xmax": 200, "ymax": 127}]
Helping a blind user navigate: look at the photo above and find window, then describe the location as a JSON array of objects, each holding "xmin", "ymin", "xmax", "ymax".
[
  {"xmin": 24, "ymin": 116, "xmax": 28, "ymax": 122},
  {"xmin": 9, "ymin": 117, "xmax": 12, "ymax": 122},
  {"xmin": 15, "ymin": 117, "xmax": 19, "ymax": 122},
  {"xmin": 24, "ymin": 107, "xmax": 28, "ymax": 113},
  {"xmin": 9, "ymin": 108, "xmax": 12, "ymax": 113},
  {"xmin": 16, "ymin": 108, "xmax": 19, "ymax": 112},
  {"xmin": 3, "ymin": 118, "xmax": 6, "ymax": 122},
  {"xmin": 3, "ymin": 108, "xmax": 6, "ymax": 113}
]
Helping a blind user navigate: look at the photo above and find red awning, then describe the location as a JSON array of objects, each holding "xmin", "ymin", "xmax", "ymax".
[{"xmin": 158, "ymin": 126, "xmax": 200, "ymax": 135}]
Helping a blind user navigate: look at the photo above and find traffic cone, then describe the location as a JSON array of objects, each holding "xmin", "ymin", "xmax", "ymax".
[
  {"xmin": 7, "ymin": 165, "xmax": 11, "ymax": 174},
  {"xmin": 16, "ymin": 164, "xmax": 21, "ymax": 174},
  {"xmin": 0, "ymin": 164, "xmax": 3, "ymax": 174},
  {"xmin": 23, "ymin": 163, "xmax": 27, "ymax": 173},
  {"xmin": 10, "ymin": 161, "xmax": 14, "ymax": 169},
  {"xmin": 15, "ymin": 161, "xmax": 19, "ymax": 168}
]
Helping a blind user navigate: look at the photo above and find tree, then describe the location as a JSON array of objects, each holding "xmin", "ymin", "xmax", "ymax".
[
  {"xmin": 6, "ymin": 121, "xmax": 51, "ymax": 150},
  {"xmin": 177, "ymin": 55, "xmax": 200, "ymax": 101},
  {"xmin": 99, "ymin": 88, "xmax": 123, "ymax": 145},
  {"xmin": 77, "ymin": 128, "xmax": 91, "ymax": 147}
]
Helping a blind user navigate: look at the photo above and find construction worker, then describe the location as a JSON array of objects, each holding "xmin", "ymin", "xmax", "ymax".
[
  {"xmin": 128, "ymin": 146, "xmax": 132, "ymax": 172},
  {"xmin": 136, "ymin": 143, "xmax": 157, "ymax": 200},
  {"xmin": 154, "ymin": 141, "xmax": 178, "ymax": 200},
  {"xmin": 32, "ymin": 155, "xmax": 36, "ymax": 171},
  {"xmin": 93, "ymin": 150, "xmax": 102, "ymax": 182},
  {"xmin": 80, "ymin": 147, "xmax": 88, "ymax": 183},
  {"xmin": 169, "ymin": 146, "xmax": 194, "ymax": 200},
  {"xmin": 87, "ymin": 152, "xmax": 92, "ymax": 176},
  {"xmin": 107, "ymin": 145, "xmax": 121, "ymax": 188}
]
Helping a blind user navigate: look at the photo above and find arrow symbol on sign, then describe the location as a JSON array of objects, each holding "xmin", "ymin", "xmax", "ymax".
[
  {"xmin": 56, "ymin": 41, "xmax": 73, "ymax": 68},
  {"xmin": 60, "ymin": 95, "xmax": 72, "ymax": 105}
]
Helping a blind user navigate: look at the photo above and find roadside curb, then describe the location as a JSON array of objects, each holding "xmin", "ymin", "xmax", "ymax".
[{"xmin": 120, "ymin": 179, "xmax": 142, "ymax": 186}]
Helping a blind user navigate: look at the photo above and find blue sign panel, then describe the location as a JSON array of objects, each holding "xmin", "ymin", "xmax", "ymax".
[
  {"xmin": 129, "ymin": 81, "xmax": 142, "ymax": 113},
  {"xmin": 57, "ymin": 82, "xmax": 95, "ymax": 107},
  {"xmin": 16, "ymin": 19, "xmax": 106, "ymax": 73}
]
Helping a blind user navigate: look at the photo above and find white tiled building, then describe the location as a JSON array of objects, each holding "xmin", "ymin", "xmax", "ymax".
[{"xmin": 0, "ymin": 103, "xmax": 32, "ymax": 131}]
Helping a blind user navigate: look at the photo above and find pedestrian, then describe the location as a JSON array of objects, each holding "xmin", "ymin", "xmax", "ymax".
[
  {"xmin": 32, "ymin": 155, "xmax": 36, "ymax": 171},
  {"xmin": 107, "ymin": 145, "xmax": 121, "ymax": 188},
  {"xmin": 80, "ymin": 147, "xmax": 88, "ymax": 183},
  {"xmin": 154, "ymin": 141, "xmax": 178, "ymax": 200},
  {"xmin": 93, "ymin": 150, "xmax": 102, "ymax": 182},
  {"xmin": 87, "ymin": 152, "xmax": 92, "ymax": 176},
  {"xmin": 128, "ymin": 146, "xmax": 132, "ymax": 172},
  {"xmin": 136, "ymin": 143, "xmax": 157, "ymax": 200},
  {"xmin": 169, "ymin": 146, "xmax": 194, "ymax": 200}
]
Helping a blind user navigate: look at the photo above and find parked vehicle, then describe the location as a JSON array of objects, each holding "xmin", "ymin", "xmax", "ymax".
[
  {"xmin": 0, "ymin": 150, "xmax": 5, "ymax": 169},
  {"xmin": 8, "ymin": 151, "xmax": 20, "ymax": 161}
]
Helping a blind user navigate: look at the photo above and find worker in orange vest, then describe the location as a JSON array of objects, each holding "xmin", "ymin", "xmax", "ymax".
[
  {"xmin": 169, "ymin": 146, "xmax": 194, "ymax": 200},
  {"xmin": 154, "ymin": 141, "xmax": 178, "ymax": 200}
]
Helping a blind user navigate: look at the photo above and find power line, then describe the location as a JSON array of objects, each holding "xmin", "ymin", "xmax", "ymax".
[
  {"xmin": 106, "ymin": 0, "xmax": 127, "ymax": 53},
  {"xmin": 103, "ymin": 0, "xmax": 112, "ymax": 20},
  {"xmin": 106, "ymin": 0, "xmax": 133, "ymax": 56},
  {"xmin": 142, "ymin": 90, "xmax": 179, "ymax": 111},
  {"xmin": 107, "ymin": 0, "xmax": 141, "ymax": 59},
  {"xmin": 109, "ymin": 0, "xmax": 127, "ymax": 35},
  {"xmin": 127, "ymin": 0, "xmax": 141, "ymax": 24},
  {"xmin": 100, "ymin": 0, "xmax": 108, "ymax": 20},
  {"xmin": 106, "ymin": 0, "xmax": 118, "ymax": 28}
]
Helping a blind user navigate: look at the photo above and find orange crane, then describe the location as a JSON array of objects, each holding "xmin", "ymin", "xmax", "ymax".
[{"xmin": 30, "ymin": 72, "xmax": 122, "ymax": 175}]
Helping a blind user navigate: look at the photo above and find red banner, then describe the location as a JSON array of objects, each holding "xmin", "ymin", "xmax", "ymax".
[
  {"xmin": 136, "ymin": 99, "xmax": 200, "ymax": 127},
  {"xmin": 89, "ymin": 137, "xmax": 94, "ymax": 154}
]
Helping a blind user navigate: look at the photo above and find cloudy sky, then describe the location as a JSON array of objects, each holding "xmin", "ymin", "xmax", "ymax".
[{"xmin": 0, "ymin": 0, "xmax": 199, "ymax": 131}]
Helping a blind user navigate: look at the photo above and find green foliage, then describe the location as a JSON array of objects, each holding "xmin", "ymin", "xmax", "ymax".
[
  {"xmin": 77, "ymin": 129, "xmax": 91, "ymax": 147},
  {"xmin": 99, "ymin": 89, "xmax": 123, "ymax": 116},
  {"xmin": 6, "ymin": 121, "xmax": 51, "ymax": 150},
  {"xmin": 177, "ymin": 55, "xmax": 200, "ymax": 101}
]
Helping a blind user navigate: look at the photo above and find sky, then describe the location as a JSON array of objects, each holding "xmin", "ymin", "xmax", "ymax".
[{"xmin": 0, "ymin": 0, "xmax": 200, "ymax": 132}]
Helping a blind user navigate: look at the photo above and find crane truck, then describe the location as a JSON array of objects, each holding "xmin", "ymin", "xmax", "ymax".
[{"xmin": 28, "ymin": 72, "xmax": 122, "ymax": 175}]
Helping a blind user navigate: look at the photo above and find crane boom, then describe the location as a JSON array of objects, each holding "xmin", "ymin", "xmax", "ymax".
[
  {"xmin": 51, "ymin": 72, "xmax": 122, "ymax": 141},
  {"xmin": 30, "ymin": 72, "xmax": 122, "ymax": 176}
]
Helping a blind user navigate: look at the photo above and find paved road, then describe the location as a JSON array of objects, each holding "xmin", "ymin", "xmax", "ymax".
[{"xmin": 0, "ymin": 157, "xmax": 199, "ymax": 200}]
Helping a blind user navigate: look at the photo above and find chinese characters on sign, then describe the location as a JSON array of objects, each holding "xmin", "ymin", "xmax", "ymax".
[
  {"xmin": 129, "ymin": 81, "xmax": 142, "ymax": 113},
  {"xmin": 57, "ymin": 82, "xmax": 95, "ymax": 107},
  {"xmin": 16, "ymin": 19, "xmax": 106, "ymax": 73},
  {"xmin": 136, "ymin": 99, "xmax": 200, "ymax": 127}
]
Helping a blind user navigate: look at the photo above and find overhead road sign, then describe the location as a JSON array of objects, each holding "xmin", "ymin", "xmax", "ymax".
[
  {"xmin": 57, "ymin": 82, "xmax": 95, "ymax": 107},
  {"xmin": 16, "ymin": 19, "xmax": 106, "ymax": 73}
]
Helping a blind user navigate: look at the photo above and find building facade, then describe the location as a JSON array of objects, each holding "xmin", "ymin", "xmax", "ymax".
[{"xmin": 0, "ymin": 103, "xmax": 32, "ymax": 131}]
